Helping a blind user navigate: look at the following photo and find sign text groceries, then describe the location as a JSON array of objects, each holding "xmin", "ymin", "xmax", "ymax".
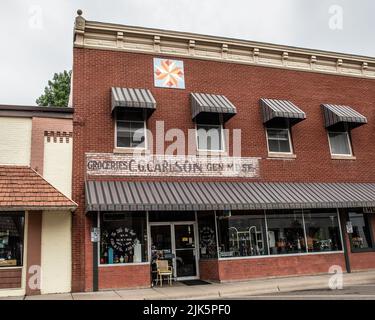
[{"xmin": 86, "ymin": 154, "xmax": 260, "ymax": 178}]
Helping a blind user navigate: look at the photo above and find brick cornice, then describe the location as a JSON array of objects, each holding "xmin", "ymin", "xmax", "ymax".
[{"xmin": 73, "ymin": 15, "xmax": 375, "ymax": 80}]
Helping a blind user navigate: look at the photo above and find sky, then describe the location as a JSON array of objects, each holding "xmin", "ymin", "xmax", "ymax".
[{"xmin": 0, "ymin": 0, "xmax": 374, "ymax": 105}]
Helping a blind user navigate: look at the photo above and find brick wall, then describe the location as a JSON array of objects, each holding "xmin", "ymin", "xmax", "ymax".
[
  {"xmin": 98, "ymin": 265, "xmax": 151, "ymax": 290},
  {"xmin": 217, "ymin": 253, "xmax": 346, "ymax": 281},
  {"xmin": 199, "ymin": 259, "xmax": 220, "ymax": 281},
  {"xmin": 72, "ymin": 48, "xmax": 375, "ymax": 291}
]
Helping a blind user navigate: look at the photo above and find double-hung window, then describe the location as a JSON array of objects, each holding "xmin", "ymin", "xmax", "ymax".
[
  {"xmin": 328, "ymin": 130, "xmax": 352, "ymax": 156},
  {"xmin": 196, "ymin": 123, "xmax": 224, "ymax": 152},
  {"xmin": 116, "ymin": 111, "xmax": 146, "ymax": 149},
  {"xmin": 266, "ymin": 127, "xmax": 293, "ymax": 154}
]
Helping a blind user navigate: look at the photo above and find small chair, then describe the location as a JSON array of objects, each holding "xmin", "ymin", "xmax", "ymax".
[{"xmin": 156, "ymin": 260, "xmax": 173, "ymax": 286}]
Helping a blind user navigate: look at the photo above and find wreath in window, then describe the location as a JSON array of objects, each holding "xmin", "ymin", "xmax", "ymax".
[
  {"xmin": 199, "ymin": 226, "xmax": 215, "ymax": 247},
  {"xmin": 109, "ymin": 227, "xmax": 137, "ymax": 255}
]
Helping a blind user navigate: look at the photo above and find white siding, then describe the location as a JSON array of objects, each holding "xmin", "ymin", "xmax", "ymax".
[
  {"xmin": 40, "ymin": 211, "xmax": 71, "ymax": 294},
  {"xmin": 43, "ymin": 136, "xmax": 73, "ymax": 198},
  {"xmin": 0, "ymin": 117, "xmax": 32, "ymax": 165}
]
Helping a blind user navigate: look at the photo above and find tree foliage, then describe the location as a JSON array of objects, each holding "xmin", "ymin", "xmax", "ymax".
[{"xmin": 36, "ymin": 70, "xmax": 71, "ymax": 107}]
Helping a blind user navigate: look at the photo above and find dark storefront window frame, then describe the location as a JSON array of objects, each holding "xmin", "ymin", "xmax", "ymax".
[
  {"xmin": 98, "ymin": 211, "xmax": 149, "ymax": 266},
  {"xmin": 346, "ymin": 209, "xmax": 375, "ymax": 253},
  {"xmin": 0, "ymin": 212, "xmax": 25, "ymax": 268},
  {"xmin": 216, "ymin": 209, "xmax": 344, "ymax": 260}
]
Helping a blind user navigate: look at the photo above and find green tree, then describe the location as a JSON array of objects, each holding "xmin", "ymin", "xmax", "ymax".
[{"xmin": 36, "ymin": 70, "xmax": 72, "ymax": 107}]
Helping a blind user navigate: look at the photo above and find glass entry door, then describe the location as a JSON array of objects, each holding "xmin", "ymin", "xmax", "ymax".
[
  {"xmin": 174, "ymin": 224, "xmax": 197, "ymax": 279},
  {"xmin": 150, "ymin": 222, "xmax": 198, "ymax": 280}
]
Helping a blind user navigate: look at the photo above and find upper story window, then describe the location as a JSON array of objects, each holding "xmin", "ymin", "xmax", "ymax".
[
  {"xmin": 196, "ymin": 123, "xmax": 224, "ymax": 152},
  {"xmin": 116, "ymin": 110, "xmax": 146, "ymax": 149},
  {"xmin": 327, "ymin": 130, "xmax": 352, "ymax": 156},
  {"xmin": 321, "ymin": 104, "xmax": 367, "ymax": 159},
  {"xmin": 266, "ymin": 127, "xmax": 292, "ymax": 154},
  {"xmin": 260, "ymin": 99, "xmax": 305, "ymax": 157}
]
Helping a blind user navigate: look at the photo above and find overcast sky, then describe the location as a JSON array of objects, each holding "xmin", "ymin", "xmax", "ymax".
[{"xmin": 0, "ymin": 0, "xmax": 374, "ymax": 105}]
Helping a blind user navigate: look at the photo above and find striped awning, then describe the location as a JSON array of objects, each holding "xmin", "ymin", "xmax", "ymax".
[
  {"xmin": 111, "ymin": 87, "xmax": 156, "ymax": 115},
  {"xmin": 191, "ymin": 93, "xmax": 237, "ymax": 122},
  {"xmin": 85, "ymin": 180, "xmax": 375, "ymax": 212},
  {"xmin": 322, "ymin": 104, "xmax": 367, "ymax": 129},
  {"xmin": 260, "ymin": 98, "xmax": 306, "ymax": 125}
]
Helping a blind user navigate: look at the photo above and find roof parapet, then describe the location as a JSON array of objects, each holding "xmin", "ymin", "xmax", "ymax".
[{"xmin": 73, "ymin": 11, "xmax": 375, "ymax": 80}]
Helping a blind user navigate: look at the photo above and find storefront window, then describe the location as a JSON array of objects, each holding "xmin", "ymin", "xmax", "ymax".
[
  {"xmin": 266, "ymin": 211, "xmax": 306, "ymax": 255},
  {"xmin": 198, "ymin": 212, "xmax": 217, "ymax": 259},
  {"xmin": 217, "ymin": 211, "xmax": 267, "ymax": 258},
  {"xmin": 0, "ymin": 213, "xmax": 24, "ymax": 267},
  {"xmin": 348, "ymin": 210, "xmax": 373, "ymax": 251},
  {"xmin": 303, "ymin": 210, "xmax": 342, "ymax": 252},
  {"xmin": 100, "ymin": 212, "xmax": 148, "ymax": 264}
]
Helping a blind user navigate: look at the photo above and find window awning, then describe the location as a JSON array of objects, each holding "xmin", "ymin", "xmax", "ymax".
[
  {"xmin": 111, "ymin": 87, "xmax": 156, "ymax": 116},
  {"xmin": 85, "ymin": 180, "xmax": 375, "ymax": 212},
  {"xmin": 191, "ymin": 93, "xmax": 237, "ymax": 122},
  {"xmin": 322, "ymin": 104, "xmax": 367, "ymax": 129},
  {"xmin": 0, "ymin": 166, "xmax": 77, "ymax": 212},
  {"xmin": 260, "ymin": 98, "xmax": 306, "ymax": 125}
]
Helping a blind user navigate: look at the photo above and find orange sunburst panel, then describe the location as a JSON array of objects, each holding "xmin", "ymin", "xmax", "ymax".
[{"xmin": 154, "ymin": 58, "xmax": 185, "ymax": 89}]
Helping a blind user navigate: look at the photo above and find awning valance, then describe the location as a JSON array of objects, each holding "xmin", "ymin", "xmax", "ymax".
[
  {"xmin": 111, "ymin": 87, "xmax": 156, "ymax": 116},
  {"xmin": 260, "ymin": 98, "xmax": 306, "ymax": 125},
  {"xmin": 85, "ymin": 180, "xmax": 375, "ymax": 212},
  {"xmin": 191, "ymin": 93, "xmax": 237, "ymax": 122},
  {"xmin": 322, "ymin": 104, "xmax": 367, "ymax": 129}
]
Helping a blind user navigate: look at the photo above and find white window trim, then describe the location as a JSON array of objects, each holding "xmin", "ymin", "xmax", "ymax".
[
  {"xmin": 114, "ymin": 114, "xmax": 147, "ymax": 150},
  {"xmin": 195, "ymin": 123, "xmax": 226, "ymax": 153},
  {"xmin": 265, "ymin": 127, "xmax": 294, "ymax": 155},
  {"xmin": 327, "ymin": 130, "xmax": 353, "ymax": 157}
]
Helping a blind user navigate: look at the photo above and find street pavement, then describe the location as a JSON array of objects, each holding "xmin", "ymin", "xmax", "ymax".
[
  {"xmin": 222, "ymin": 283, "xmax": 375, "ymax": 300},
  {"xmin": 2, "ymin": 270, "xmax": 375, "ymax": 300}
]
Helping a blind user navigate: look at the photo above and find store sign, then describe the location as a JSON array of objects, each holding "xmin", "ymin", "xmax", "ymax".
[
  {"xmin": 86, "ymin": 153, "xmax": 260, "ymax": 178},
  {"xmin": 346, "ymin": 221, "xmax": 353, "ymax": 234},
  {"xmin": 91, "ymin": 227, "xmax": 99, "ymax": 242}
]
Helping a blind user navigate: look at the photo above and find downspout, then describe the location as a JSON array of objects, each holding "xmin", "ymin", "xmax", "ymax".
[{"xmin": 92, "ymin": 211, "xmax": 99, "ymax": 291}]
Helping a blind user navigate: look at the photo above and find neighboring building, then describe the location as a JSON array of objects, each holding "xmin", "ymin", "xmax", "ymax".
[
  {"xmin": 0, "ymin": 105, "xmax": 76, "ymax": 297},
  {"xmin": 72, "ymin": 11, "xmax": 375, "ymax": 292}
]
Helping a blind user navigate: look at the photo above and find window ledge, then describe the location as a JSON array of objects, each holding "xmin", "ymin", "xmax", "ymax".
[
  {"xmin": 350, "ymin": 248, "xmax": 375, "ymax": 254},
  {"xmin": 196, "ymin": 150, "xmax": 228, "ymax": 157},
  {"xmin": 267, "ymin": 153, "xmax": 296, "ymax": 160},
  {"xmin": 113, "ymin": 147, "xmax": 150, "ymax": 155},
  {"xmin": 331, "ymin": 155, "xmax": 356, "ymax": 160}
]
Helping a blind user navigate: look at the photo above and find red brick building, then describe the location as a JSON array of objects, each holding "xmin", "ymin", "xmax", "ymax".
[{"xmin": 71, "ymin": 11, "xmax": 375, "ymax": 292}]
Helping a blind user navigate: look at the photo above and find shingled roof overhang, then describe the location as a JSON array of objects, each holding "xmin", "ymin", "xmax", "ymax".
[{"xmin": 0, "ymin": 166, "xmax": 77, "ymax": 212}]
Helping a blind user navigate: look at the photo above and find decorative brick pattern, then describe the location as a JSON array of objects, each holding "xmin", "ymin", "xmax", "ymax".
[
  {"xmin": 44, "ymin": 131, "xmax": 73, "ymax": 143},
  {"xmin": 31, "ymin": 117, "xmax": 73, "ymax": 174}
]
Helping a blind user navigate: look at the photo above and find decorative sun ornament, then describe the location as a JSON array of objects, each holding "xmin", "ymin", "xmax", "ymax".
[{"xmin": 154, "ymin": 58, "xmax": 185, "ymax": 89}]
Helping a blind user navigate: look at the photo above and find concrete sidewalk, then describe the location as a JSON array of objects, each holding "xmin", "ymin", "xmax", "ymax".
[{"xmin": 5, "ymin": 270, "xmax": 375, "ymax": 300}]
